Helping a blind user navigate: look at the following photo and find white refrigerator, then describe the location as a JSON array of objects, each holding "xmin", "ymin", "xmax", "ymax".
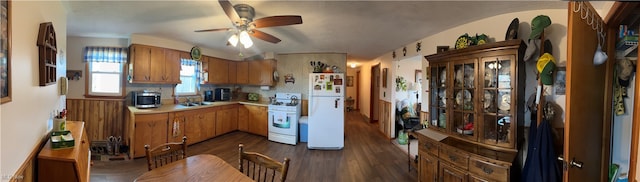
[{"xmin": 308, "ymin": 73, "xmax": 345, "ymax": 150}]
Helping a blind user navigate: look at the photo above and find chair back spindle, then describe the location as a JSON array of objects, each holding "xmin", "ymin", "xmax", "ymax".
[
  {"xmin": 238, "ymin": 143, "xmax": 290, "ymax": 182},
  {"xmin": 144, "ymin": 136, "xmax": 187, "ymax": 171}
]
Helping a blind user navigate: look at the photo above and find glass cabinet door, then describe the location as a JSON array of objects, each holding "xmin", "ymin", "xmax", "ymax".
[
  {"xmin": 428, "ymin": 62, "xmax": 449, "ymax": 132},
  {"xmin": 480, "ymin": 56, "xmax": 516, "ymax": 148},
  {"xmin": 450, "ymin": 59, "xmax": 477, "ymax": 140}
]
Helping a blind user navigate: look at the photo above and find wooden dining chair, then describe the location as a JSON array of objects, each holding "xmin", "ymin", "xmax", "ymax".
[
  {"xmin": 144, "ymin": 136, "xmax": 187, "ymax": 171},
  {"xmin": 238, "ymin": 144, "xmax": 290, "ymax": 182}
]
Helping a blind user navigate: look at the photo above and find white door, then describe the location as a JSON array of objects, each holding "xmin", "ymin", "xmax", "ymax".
[{"xmin": 308, "ymin": 96, "xmax": 344, "ymax": 149}]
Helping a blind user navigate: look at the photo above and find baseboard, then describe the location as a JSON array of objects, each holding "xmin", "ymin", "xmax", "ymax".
[{"xmin": 10, "ymin": 132, "xmax": 51, "ymax": 182}]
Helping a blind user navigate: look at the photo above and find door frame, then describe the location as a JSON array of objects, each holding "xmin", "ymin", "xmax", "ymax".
[
  {"xmin": 357, "ymin": 70, "xmax": 360, "ymax": 110},
  {"xmin": 604, "ymin": 2, "xmax": 640, "ymax": 180},
  {"xmin": 371, "ymin": 63, "xmax": 381, "ymax": 123}
]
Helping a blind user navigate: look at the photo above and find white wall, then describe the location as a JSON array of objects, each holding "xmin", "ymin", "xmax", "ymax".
[
  {"xmin": 66, "ymin": 36, "xmax": 129, "ymax": 99},
  {"xmin": 0, "ymin": 0, "xmax": 67, "ymax": 176}
]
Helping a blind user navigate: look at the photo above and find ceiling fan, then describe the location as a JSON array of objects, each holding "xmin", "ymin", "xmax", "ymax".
[{"xmin": 195, "ymin": 0, "xmax": 303, "ymax": 47}]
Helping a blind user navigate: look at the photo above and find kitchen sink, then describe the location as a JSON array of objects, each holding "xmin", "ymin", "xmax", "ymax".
[
  {"xmin": 180, "ymin": 102, "xmax": 213, "ymax": 107},
  {"xmin": 180, "ymin": 103, "xmax": 199, "ymax": 107}
]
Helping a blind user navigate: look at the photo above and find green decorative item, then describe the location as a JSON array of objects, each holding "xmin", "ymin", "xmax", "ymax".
[
  {"xmin": 476, "ymin": 34, "xmax": 488, "ymax": 45},
  {"xmin": 395, "ymin": 76, "xmax": 407, "ymax": 91},
  {"xmin": 397, "ymin": 130, "xmax": 408, "ymax": 145},
  {"xmin": 455, "ymin": 33, "xmax": 471, "ymax": 49},
  {"xmin": 190, "ymin": 46, "xmax": 202, "ymax": 61}
]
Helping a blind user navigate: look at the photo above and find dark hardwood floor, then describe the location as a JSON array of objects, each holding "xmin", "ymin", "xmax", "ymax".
[{"xmin": 90, "ymin": 111, "xmax": 417, "ymax": 181}]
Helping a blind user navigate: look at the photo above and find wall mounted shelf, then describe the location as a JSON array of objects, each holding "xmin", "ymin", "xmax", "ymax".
[{"xmin": 36, "ymin": 22, "xmax": 57, "ymax": 86}]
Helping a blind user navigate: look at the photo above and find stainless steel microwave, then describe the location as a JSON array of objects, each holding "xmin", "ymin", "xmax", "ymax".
[{"xmin": 132, "ymin": 91, "xmax": 161, "ymax": 108}]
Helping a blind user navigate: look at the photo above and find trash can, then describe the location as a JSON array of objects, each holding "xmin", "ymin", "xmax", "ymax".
[{"xmin": 299, "ymin": 116, "xmax": 308, "ymax": 142}]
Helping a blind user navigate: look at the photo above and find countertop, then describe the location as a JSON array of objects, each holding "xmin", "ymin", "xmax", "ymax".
[{"xmin": 128, "ymin": 100, "xmax": 270, "ymax": 114}]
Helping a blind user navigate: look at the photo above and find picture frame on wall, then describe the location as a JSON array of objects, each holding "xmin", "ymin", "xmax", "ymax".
[
  {"xmin": 347, "ymin": 76, "xmax": 354, "ymax": 87},
  {"xmin": 382, "ymin": 68, "xmax": 388, "ymax": 88},
  {"xmin": 1, "ymin": 0, "xmax": 11, "ymax": 104}
]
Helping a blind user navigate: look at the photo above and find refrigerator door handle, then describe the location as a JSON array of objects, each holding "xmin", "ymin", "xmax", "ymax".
[{"xmin": 335, "ymin": 98, "xmax": 340, "ymax": 108}]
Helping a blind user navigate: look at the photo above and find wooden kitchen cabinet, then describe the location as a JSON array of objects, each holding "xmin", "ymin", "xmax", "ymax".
[
  {"xmin": 183, "ymin": 109, "xmax": 216, "ymax": 145},
  {"xmin": 133, "ymin": 113, "xmax": 168, "ymax": 158},
  {"xmin": 161, "ymin": 49, "xmax": 183, "ymax": 83},
  {"xmin": 38, "ymin": 121, "xmax": 90, "ymax": 182},
  {"xmin": 245, "ymin": 105, "xmax": 268, "ymax": 136},
  {"xmin": 228, "ymin": 61, "xmax": 237, "ymax": 84},
  {"xmin": 236, "ymin": 61, "xmax": 249, "ymax": 84},
  {"xmin": 248, "ymin": 59, "xmax": 276, "ymax": 86},
  {"xmin": 419, "ymin": 150, "xmax": 438, "ymax": 182},
  {"xmin": 203, "ymin": 108, "xmax": 217, "ymax": 139},
  {"xmin": 440, "ymin": 162, "xmax": 467, "ymax": 182},
  {"xmin": 238, "ymin": 105, "xmax": 249, "ymax": 132},
  {"xmin": 216, "ymin": 105, "xmax": 238, "ymax": 136},
  {"xmin": 208, "ymin": 56, "xmax": 230, "ymax": 84},
  {"xmin": 129, "ymin": 44, "xmax": 179, "ymax": 84}
]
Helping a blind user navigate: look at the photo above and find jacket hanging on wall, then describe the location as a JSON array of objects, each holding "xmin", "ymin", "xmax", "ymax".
[{"xmin": 522, "ymin": 119, "xmax": 561, "ymax": 182}]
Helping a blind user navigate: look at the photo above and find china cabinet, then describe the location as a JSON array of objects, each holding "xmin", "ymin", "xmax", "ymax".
[{"xmin": 418, "ymin": 40, "xmax": 525, "ymax": 181}]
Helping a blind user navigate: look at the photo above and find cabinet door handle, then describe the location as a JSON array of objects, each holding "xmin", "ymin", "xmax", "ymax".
[
  {"xmin": 481, "ymin": 166, "xmax": 493, "ymax": 174},
  {"xmin": 449, "ymin": 155, "xmax": 458, "ymax": 162}
]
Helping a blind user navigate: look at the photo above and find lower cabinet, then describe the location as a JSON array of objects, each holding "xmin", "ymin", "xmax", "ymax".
[
  {"xmin": 183, "ymin": 109, "xmax": 216, "ymax": 145},
  {"xmin": 238, "ymin": 106, "xmax": 249, "ymax": 132},
  {"xmin": 216, "ymin": 105, "xmax": 238, "ymax": 136},
  {"xmin": 419, "ymin": 151, "xmax": 438, "ymax": 182},
  {"xmin": 38, "ymin": 121, "xmax": 91, "ymax": 182},
  {"xmin": 245, "ymin": 105, "xmax": 268, "ymax": 136},
  {"xmin": 439, "ymin": 162, "xmax": 467, "ymax": 182},
  {"xmin": 127, "ymin": 103, "xmax": 266, "ymax": 158},
  {"xmin": 417, "ymin": 130, "xmax": 515, "ymax": 182},
  {"xmin": 133, "ymin": 113, "xmax": 168, "ymax": 158}
]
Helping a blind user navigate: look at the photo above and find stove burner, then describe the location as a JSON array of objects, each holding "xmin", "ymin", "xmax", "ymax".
[
  {"xmin": 271, "ymin": 102, "xmax": 284, "ymax": 105},
  {"xmin": 286, "ymin": 103, "xmax": 298, "ymax": 106}
]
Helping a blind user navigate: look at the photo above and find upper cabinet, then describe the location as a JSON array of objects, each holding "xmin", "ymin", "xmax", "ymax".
[
  {"xmin": 248, "ymin": 59, "xmax": 276, "ymax": 86},
  {"xmin": 228, "ymin": 61, "xmax": 237, "ymax": 84},
  {"xmin": 425, "ymin": 40, "xmax": 525, "ymax": 150},
  {"xmin": 128, "ymin": 44, "xmax": 181, "ymax": 84},
  {"xmin": 208, "ymin": 56, "xmax": 230, "ymax": 84},
  {"xmin": 128, "ymin": 44, "xmax": 277, "ymax": 86},
  {"xmin": 236, "ymin": 61, "xmax": 249, "ymax": 84}
]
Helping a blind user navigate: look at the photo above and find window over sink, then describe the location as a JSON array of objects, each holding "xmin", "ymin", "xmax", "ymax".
[{"xmin": 175, "ymin": 59, "xmax": 198, "ymax": 96}]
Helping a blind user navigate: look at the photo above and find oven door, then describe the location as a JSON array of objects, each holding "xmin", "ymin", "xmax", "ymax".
[{"xmin": 268, "ymin": 110, "xmax": 298, "ymax": 135}]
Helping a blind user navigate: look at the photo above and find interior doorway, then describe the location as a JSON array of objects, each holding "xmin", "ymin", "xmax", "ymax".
[
  {"xmin": 371, "ymin": 64, "xmax": 381, "ymax": 123},
  {"xmin": 356, "ymin": 70, "xmax": 361, "ymax": 110}
]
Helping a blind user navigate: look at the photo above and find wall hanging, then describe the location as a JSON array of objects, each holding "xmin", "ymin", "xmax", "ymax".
[
  {"xmin": 1, "ymin": 0, "xmax": 11, "ymax": 104},
  {"xmin": 37, "ymin": 22, "xmax": 57, "ymax": 86}
]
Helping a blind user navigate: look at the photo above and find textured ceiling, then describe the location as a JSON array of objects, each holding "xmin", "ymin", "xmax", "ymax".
[{"xmin": 65, "ymin": 1, "xmax": 576, "ymax": 61}]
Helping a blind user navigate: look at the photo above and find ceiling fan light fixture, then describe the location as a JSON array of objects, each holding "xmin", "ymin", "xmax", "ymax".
[
  {"xmin": 228, "ymin": 34, "xmax": 239, "ymax": 47},
  {"xmin": 239, "ymin": 31, "xmax": 253, "ymax": 48}
]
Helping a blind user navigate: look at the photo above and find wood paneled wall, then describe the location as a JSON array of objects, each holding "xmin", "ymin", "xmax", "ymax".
[{"xmin": 66, "ymin": 98, "xmax": 125, "ymax": 141}]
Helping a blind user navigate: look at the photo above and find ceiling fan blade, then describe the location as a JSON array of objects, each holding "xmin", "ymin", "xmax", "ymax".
[
  {"xmin": 251, "ymin": 30, "xmax": 281, "ymax": 44},
  {"xmin": 219, "ymin": 0, "xmax": 241, "ymax": 24},
  {"xmin": 194, "ymin": 28, "xmax": 232, "ymax": 32},
  {"xmin": 253, "ymin": 15, "xmax": 303, "ymax": 28}
]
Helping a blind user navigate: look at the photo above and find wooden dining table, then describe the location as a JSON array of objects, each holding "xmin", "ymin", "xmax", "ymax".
[{"xmin": 134, "ymin": 154, "xmax": 254, "ymax": 182}]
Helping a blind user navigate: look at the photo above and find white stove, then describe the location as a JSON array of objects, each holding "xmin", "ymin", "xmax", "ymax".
[{"xmin": 268, "ymin": 93, "xmax": 302, "ymax": 145}]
